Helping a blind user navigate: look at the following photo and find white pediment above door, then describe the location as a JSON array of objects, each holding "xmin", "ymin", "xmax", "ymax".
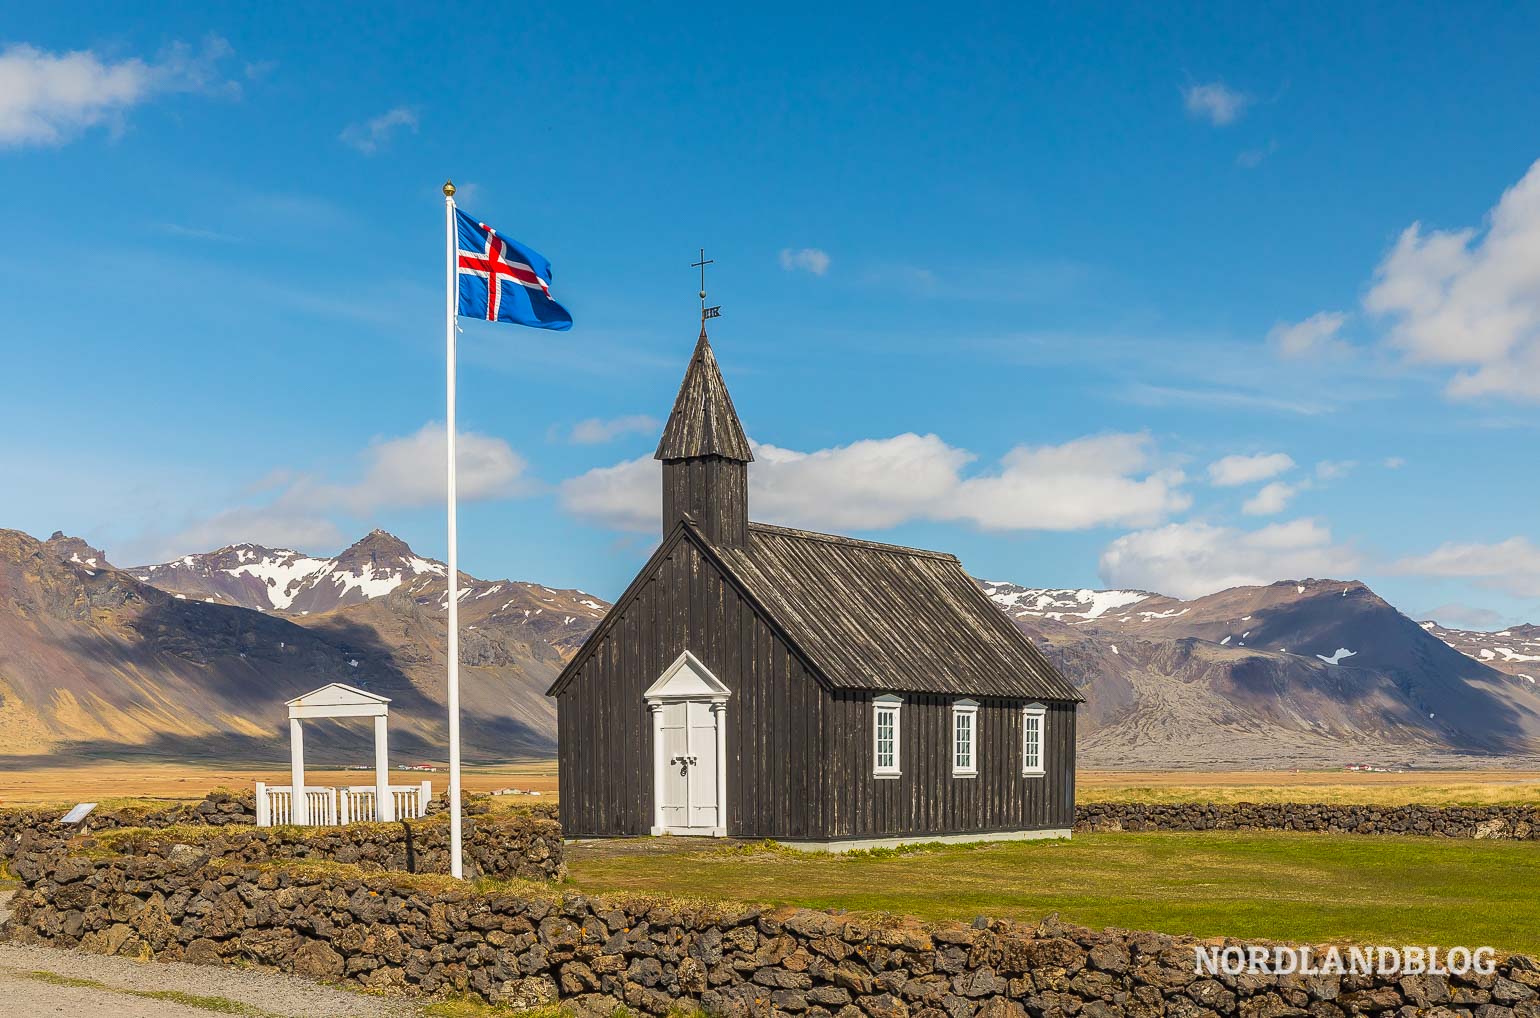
[{"xmin": 644, "ymin": 650, "xmax": 732, "ymax": 703}]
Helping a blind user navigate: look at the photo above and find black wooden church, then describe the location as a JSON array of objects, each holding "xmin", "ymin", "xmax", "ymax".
[{"xmin": 548, "ymin": 321, "xmax": 1081, "ymax": 850}]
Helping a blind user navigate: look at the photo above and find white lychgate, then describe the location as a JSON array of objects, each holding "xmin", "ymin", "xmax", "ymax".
[{"xmin": 254, "ymin": 683, "xmax": 429, "ymax": 827}]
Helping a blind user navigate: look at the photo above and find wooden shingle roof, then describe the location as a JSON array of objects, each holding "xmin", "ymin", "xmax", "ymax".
[
  {"xmin": 654, "ymin": 327, "xmax": 754, "ymax": 463},
  {"xmin": 717, "ymin": 522, "xmax": 1082, "ymax": 701},
  {"xmin": 547, "ymin": 519, "xmax": 1081, "ymax": 702}
]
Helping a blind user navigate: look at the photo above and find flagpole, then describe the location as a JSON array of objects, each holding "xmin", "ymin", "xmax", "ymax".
[{"xmin": 442, "ymin": 180, "xmax": 464, "ymax": 879}]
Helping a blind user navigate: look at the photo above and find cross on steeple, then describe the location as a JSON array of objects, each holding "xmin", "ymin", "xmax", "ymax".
[{"xmin": 692, "ymin": 248, "xmax": 721, "ymax": 322}]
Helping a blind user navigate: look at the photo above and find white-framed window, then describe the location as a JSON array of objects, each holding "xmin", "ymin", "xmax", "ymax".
[
  {"xmin": 1022, "ymin": 702, "xmax": 1046, "ymax": 776},
  {"xmin": 872, "ymin": 694, "xmax": 902, "ymax": 778},
  {"xmin": 952, "ymin": 699, "xmax": 979, "ymax": 777}
]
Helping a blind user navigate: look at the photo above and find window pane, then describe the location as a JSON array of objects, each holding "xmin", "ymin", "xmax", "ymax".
[
  {"xmin": 955, "ymin": 713, "xmax": 972, "ymax": 769},
  {"xmin": 1024, "ymin": 714, "xmax": 1041, "ymax": 770},
  {"xmin": 875, "ymin": 709, "xmax": 895, "ymax": 769}
]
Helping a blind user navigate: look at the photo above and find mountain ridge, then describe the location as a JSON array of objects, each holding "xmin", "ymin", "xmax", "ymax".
[
  {"xmin": 129, "ymin": 530, "xmax": 450, "ymax": 614},
  {"xmin": 983, "ymin": 578, "xmax": 1540, "ymax": 767},
  {"xmin": 7, "ymin": 523, "xmax": 1539, "ymax": 769},
  {"xmin": 0, "ymin": 527, "xmax": 607, "ymax": 762}
]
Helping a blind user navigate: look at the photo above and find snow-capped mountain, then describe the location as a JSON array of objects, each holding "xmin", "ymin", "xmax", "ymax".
[
  {"xmin": 0, "ymin": 526, "xmax": 611, "ymax": 762},
  {"xmin": 979, "ymin": 582, "xmax": 1168, "ymax": 623},
  {"xmin": 16, "ymin": 518, "xmax": 1540, "ymax": 769},
  {"xmin": 982, "ymin": 577, "xmax": 1540, "ymax": 767},
  {"xmin": 131, "ymin": 530, "xmax": 450, "ymax": 614},
  {"xmin": 129, "ymin": 529, "xmax": 607, "ymax": 653},
  {"xmin": 1422, "ymin": 621, "xmax": 1540, "ymax": 686}
]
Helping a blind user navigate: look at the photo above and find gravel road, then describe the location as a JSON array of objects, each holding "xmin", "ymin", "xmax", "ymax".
[{"xmin": 0, "ymin": 890, "xmax": 428, "ymax": 1018}]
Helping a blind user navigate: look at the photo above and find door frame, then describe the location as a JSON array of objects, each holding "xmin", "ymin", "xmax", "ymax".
[{"xmin": 644, "ymin": 650, "xmax": 731, "ymax": 837}]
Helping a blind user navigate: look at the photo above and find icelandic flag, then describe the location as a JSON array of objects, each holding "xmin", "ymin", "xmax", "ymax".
[{"xmin": 454, "ymin": 209, "xmax": 573, "ymax": 330}]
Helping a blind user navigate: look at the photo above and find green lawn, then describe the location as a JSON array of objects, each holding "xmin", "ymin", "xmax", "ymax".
[{"xmin": 566, "ymin": 832, "xmax": 1540, "ymax": 955}]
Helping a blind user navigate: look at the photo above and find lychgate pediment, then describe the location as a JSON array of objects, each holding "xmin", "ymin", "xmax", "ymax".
[{"xmin": 286, "ymin": 682, "xmax": 391, "ymax": 719}]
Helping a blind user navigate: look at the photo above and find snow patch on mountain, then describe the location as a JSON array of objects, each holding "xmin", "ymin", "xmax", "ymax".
[
  {"xmin": 1422, "ymin": 620, "xmax": 1540, "ymax": 681},
  {"xmin": 980, "ymin": 582, "xmax": 1149, "ymax": 621},
  {"xmin": 134, "ymin": 534, "xmax": 455, "ymax": 613},
  {"xmin": 220, "ymin": 551, "xmax": 331, "ymax": 610}
]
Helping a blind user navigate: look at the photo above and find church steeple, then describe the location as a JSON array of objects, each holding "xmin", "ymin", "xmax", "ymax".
[
  {"xmin": 656, "ymin": 324, "xmax": 752, "ymax": 546},
  {"xmin": 656, "ymin": 326, "xmax": 753, "ymax": 463}
]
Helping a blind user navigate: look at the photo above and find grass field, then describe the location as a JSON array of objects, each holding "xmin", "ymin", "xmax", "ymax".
[
  {"xmin": 566, "ymin": 831, "xmax": 1540, "ymax": 955},
  {"xmin": 1079, "ymin": 769, "xmax": 1540, "ymax": 806}
]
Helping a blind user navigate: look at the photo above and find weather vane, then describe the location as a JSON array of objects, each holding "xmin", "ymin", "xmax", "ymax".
[{"xmin": 693, "ymin": 248, "xmax": 721, "ymax": 322}]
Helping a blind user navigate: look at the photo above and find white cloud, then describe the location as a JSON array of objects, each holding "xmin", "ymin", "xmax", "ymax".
[
  {"xmin": 286, "ymin": 422, "xmax": 527, "ymax": 512},
  {"xmin": 1384, "ymin": 456, "xmax": 1406, "ymax": 469},
  {"xmin": 1122, "ymin": 383, "xmax": 1328, "ymax": 417},
  {"xmin": 1236, "ymin": 141, "xmax": 1277, "ymax": 168},
  {"xmin": 754, "ymin": 434, "xmax": 976, "ymax": 531},
  {"xmin": 1269, "ymin": 311, "xmax": 1349, "ymax": 359},
  {"xmin": 1365, "ymin": 158, "xmax": 1540, "ymax": 400},
  {"xmin": 1100, "ymin": 518, "xmax": 1359, "ymax": 599},
  {"xmin": 447, "ymin": 181, "xmax": 482, "ymax": 206},
  {"xmin": 779, "ymin": 248, "xmax": 831, "ymax": 275},
  {"xmin": 1232, "ymin": 459, "xmax": 1351, "ymax": 514},
  {"xmin": 0, "ymin": 37, "xmax": 236, "ymax": 146},
  {"xmin": 340, "ymin": 106, "xmax": 418, "ymax": 154},
  {"xmin": 1207, "ymin": 452, "xmax": 1295, "ymax": 486},
  {"xmin": 1392, "ymin": 537, "xmax": 1540, "ymax": 599},
  {"xmin": 1242, "ymin": 481, "xmax": 1297, "ymax": 516},
  {"xmin": 122, "ymin": 422, "xmax": 529, "ymax": 561},
  {"xmin": 1419, "ymin": 602, "xmax": 1508, "ymax": 631},
  {"xmin": 940, "ymin": 434, "xmax": 1188, "ymax": 531},
  {"xmin": 1182, "ymin": 82, "xmax": 1250, "ymax": 126},
  {"xmin": 558, "ymin": 454, "xmax": 657, "ymax": 532},
  {"xmin": 568, "ymin": 415, "xmax": 659, "ymax": 445},
  {"xmin": 559, "ymin": 431, "xmax": 1190, "ymax": 535}
]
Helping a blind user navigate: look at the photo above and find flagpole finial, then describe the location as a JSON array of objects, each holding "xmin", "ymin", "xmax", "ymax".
[{"xmin": 443, "ymin": 181, "xmax": 456, "ymax": 197}]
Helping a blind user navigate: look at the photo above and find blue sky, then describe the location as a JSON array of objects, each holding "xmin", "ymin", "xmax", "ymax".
[{"xmin": 4, "ymin": 3, "xmax": 1540, "ymax": 628}]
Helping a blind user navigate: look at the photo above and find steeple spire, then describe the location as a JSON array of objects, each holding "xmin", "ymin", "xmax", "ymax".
[{"xmin": 655, "ymin": 326, "xmax": 753, "ymax": 463}]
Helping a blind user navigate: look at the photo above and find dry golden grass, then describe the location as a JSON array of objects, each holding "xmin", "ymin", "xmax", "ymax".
[
  {"xmin": 0, "ymin": 760, "xmax": 558, "ymax": 807},
  {"xmin": 6, "ymin": 761, "xmax": 1538, "ymax": 809},
  {"xmin": 1079, "ymin": 769, "xmax": 1540, "ymax": 806}
]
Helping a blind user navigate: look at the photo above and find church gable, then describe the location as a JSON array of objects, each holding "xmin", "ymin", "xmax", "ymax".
[
  {"xmin": 547, "ymin": 521, "xmax": 825, "ymax": 699},
  {"xmin": 551, "ymin": 519, "xmax": 833, "ymax": 840}
]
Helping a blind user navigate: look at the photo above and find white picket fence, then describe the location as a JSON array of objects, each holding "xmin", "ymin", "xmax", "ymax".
[{"xmin": 255, "ymin": 780, "xmax": 432, "ymax": 827}]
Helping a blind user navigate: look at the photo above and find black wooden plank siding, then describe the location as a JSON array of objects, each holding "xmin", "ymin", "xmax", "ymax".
[
  {"xmin": 827, "ymin": 692, "xmax": 1076, "ymax": 839},
  {"xmin": 555, "ymin": 537, "xmax": 828, "ymax": 839}
]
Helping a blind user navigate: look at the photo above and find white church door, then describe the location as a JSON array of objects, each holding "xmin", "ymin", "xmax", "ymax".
[
  {"xmin": 657, "ymin": 700, "xmax": 721, "ymax": 832},
  {"xmin": 646, "ymin": 651, "xmax": 730, "ymax": 836}
]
